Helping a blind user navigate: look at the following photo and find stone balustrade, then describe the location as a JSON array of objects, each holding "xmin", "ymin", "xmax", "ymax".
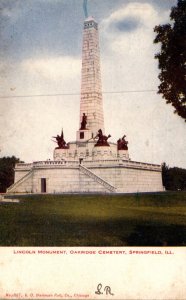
[
  {"xmin": 15, "ymin": 159, "xmax": 161, "ymax": 172},
  {"xmin": 15, "ymin": 163, "xmax": 33, "ymax": 169},
  {"xmin": 15, "ymin": 160, "xmax": 79, "ymax": 170},
  {"xmin": 85, "ymin": 159, "xmax": 161, "ymax": 171}
]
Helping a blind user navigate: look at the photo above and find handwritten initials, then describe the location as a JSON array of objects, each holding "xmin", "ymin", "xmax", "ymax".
[{"xmin": 95, "ymin": 283, "xmax": 114, "ymax": 296}]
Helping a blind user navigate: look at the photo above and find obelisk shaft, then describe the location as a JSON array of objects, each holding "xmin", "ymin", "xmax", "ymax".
[{"xmin": 79, "ymin": 17, "xmax": 104, "ymax": 137}]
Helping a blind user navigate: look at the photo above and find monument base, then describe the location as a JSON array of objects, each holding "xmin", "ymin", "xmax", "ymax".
[{"xmin": 7, "ymin": 158, "xmax": 163, "ymax": 194}]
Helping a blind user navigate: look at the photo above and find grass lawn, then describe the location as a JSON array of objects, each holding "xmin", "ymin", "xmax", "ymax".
[{"xmin": 0, "ymin": 192, "xmax": 186, "ymax": 246}]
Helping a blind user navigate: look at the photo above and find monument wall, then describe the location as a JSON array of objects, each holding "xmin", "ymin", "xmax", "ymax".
[{"xmin": 8, "ymin": 161, "xmax": 163, "ymax": 194}]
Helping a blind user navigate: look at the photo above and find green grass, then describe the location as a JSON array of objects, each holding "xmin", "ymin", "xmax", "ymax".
[{"xmin": 0, "ymin": 192, "xmax": 186, "ymax": 246}]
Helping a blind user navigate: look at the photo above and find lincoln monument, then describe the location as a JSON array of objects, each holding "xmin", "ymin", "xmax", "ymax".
[{"xmin": 7, "ymin": 2, "xmax": 164, "ymax": 194}]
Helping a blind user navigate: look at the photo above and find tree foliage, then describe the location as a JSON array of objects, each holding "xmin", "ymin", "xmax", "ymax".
[
  {"xmin": 162, "ymin": 162, "xmax": 186, "ymax": 190},
  {"xmin": 0, "ymin": 156, "xmax": 23, "ymax": 193},
  {"xmin": 154, "ymin": 0, "xmax": 186, "ymax": 121}
]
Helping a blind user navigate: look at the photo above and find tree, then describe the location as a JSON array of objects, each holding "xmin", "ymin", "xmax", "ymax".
[
  {"xmin": 0, "ymin": 156, "xmax": 23, "ymax": 193},
  {"xmin": 162, "ymin": 162, "xmax": 186, "ymax": 190},
  {"xmin": 154, "ymin": 0, "xmax": 186, "ymax": 121}
]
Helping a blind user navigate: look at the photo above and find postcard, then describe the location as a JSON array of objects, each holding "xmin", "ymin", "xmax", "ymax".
[{"xmin": 0, "ymin": 0, "xmax": 185, "ymax": 299}]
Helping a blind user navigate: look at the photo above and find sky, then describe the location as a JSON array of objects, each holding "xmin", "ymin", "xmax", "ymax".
[{"xmin": 0, "ymin": 0, "xmax": 185, "ymax": 168}]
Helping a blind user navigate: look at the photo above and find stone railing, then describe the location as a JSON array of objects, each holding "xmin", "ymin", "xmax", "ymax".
[
  {"xmin": 79, "ymin": 164, "xmax": 116, "ymax": 192},
  {"xmin": 15, "ymin": 159, "xmax": 161, "ymax": 172},
  {"xmin": 15, "ymin": 160, "xmax": 79, "ymax": 170},
  {"xmin": 85, "ymin": 159, "xmax": 122, "ymax": 166},
  {"xmin": 121, "ymin": 160, "xmax": 161, "ymax": 171},
  {"xmin": 33, "ymin": 160, "xmax": 78, "ymax": 166},
  {"xmin": 15, "ymin": 163, "xmax": 33, "ymax": 170},
  {"xmin": 84, "ymin": 159, "xmax": 161, "ymax": 171}
]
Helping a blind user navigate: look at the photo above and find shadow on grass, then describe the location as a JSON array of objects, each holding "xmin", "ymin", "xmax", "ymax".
[
  {"xmin": 1, "ymin": 215, "xmax": 186, "ymax": 246},
  {"xmin": 125, "ymin": 224, "xmax": 186, "ymax": 246}
]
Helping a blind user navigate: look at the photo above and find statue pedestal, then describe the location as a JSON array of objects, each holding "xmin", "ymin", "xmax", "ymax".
[
  {"xmin": 117, "ymin": 150, "xmax": 129, "ymax": 160},
  {"xmin": 53, "ymin": 148, "xmax": 69, "ymax": 161},
  {"xmin": 92, "ymin": 146, "xmax": 113, "ymax": 160},
  {"xmin": 76, "ymin": 129, "xmax": 92, "ymax": 142}
]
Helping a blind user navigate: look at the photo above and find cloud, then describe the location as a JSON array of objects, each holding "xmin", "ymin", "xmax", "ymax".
[
  {"xmin": 0, "ymin": 54, "xmax": 81, "ymax": 96},
  {"xmin": 0, "ymin": 54, "xmax": 81, "ymax": 162},
  {"xmin": 21, "ymin": 55, "xmax": 81, "ymax": 81},
  {"xmin": 101, "ymin": 2, "xmax": 159, "ymax": 31},
  {"xmin": 100, "ymin": 2, "xmax": 167, "ymax": 52},
  {"xmin": 113, "ymin": 17, "xmax": 141, "ymax": 32},
  {"xmin": 98, "ymin": 2, "xmax": 169, "ymax": 93}
]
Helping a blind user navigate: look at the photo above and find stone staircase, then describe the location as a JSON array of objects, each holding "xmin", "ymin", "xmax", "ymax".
[
  {"xmin": 7, "ymin": 169, "xmax": 33, "ymax": 193},
  {"xmin": 79, "ymin": 164, "xmax": 116, "ymax": 192}
]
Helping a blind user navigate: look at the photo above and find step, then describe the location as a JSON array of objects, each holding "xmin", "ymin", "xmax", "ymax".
[{"xmin": 79, "ymin": 164, "xmax": 116, "ymax": 192}]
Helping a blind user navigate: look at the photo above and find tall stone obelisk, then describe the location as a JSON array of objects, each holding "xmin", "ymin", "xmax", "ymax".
[{"xmin": 77, "ymin": 16, "xmax": 105, "ymax": 141}]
